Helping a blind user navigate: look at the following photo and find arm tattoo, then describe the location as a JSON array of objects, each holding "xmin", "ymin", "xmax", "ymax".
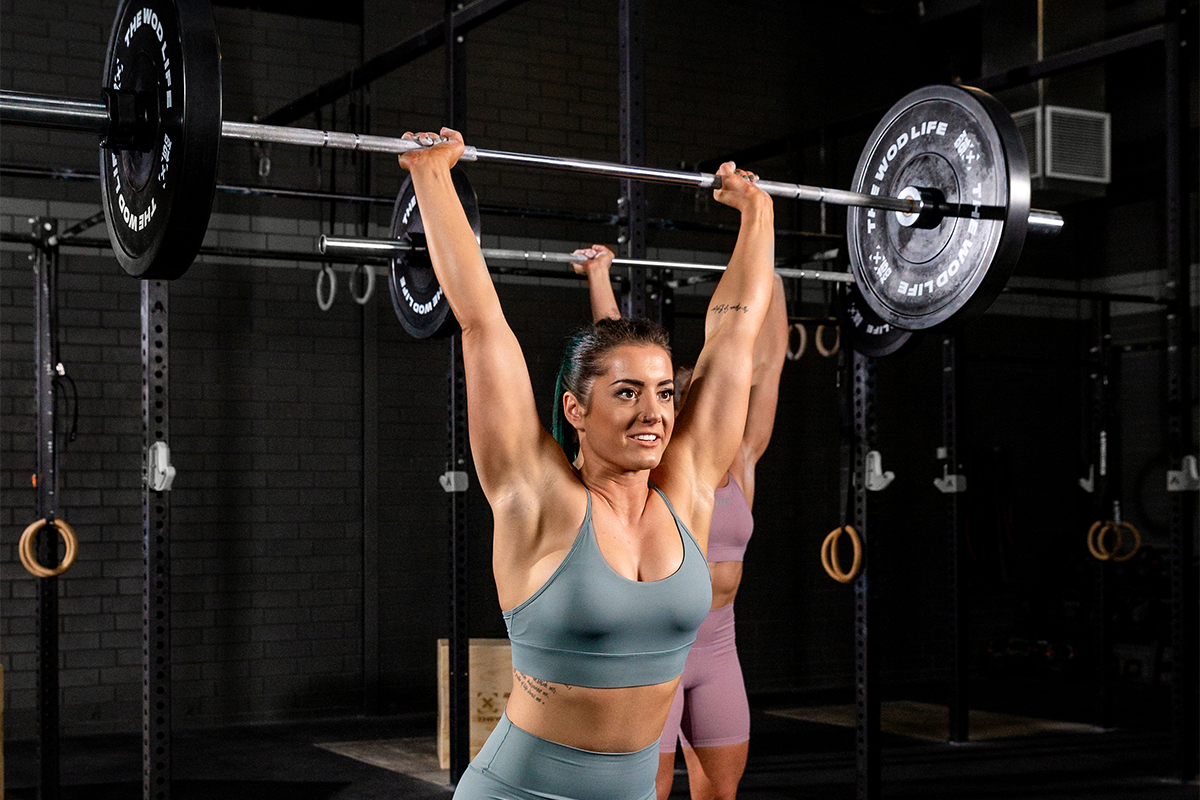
[{"xmin": 710, "ymin": 302, "xmax": 750, "ymax": 314}]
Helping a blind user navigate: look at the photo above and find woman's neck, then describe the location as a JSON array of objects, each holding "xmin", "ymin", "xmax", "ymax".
[{"xmin": 577, "ymin": 460, "xmax": 654, "ymax": 523}]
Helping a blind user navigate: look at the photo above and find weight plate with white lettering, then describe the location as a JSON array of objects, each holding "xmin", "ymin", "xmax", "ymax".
[
  {"xmin": 101, "ymin": 0, "xmax": 222, "ymax": 279},
  {"xmin": 839, "ymin": 282, "xmax": 921, "ymax": 358},
  {"xmin": 388, "ymin": 167, "xmax": 481, "ymax": 338},
  {"xmin": 846, "ymin": 85, "xmax": 1030, "ymax": 331}
]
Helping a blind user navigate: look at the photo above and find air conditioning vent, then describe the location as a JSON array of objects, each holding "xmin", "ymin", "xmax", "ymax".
[
  {"xmin": 1046, "ymin": 106, "xmax": 1111, "ymax": 183},
  {"xmin": 1011, "ymin": 105, "xmax": 1111, "ymax": 187},
  {"xmin": 1012, "ymin": 108, "xmax": 1042, "ymax": 179}
]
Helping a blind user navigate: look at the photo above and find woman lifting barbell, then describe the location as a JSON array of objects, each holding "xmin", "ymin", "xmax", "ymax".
[
  {"xmin": 398, "ymin": 128, "xmax": 776, "ymax": 800},
  {"xmin": 572, "ymin": 245, "xmax": 789, "ymax": 800}
]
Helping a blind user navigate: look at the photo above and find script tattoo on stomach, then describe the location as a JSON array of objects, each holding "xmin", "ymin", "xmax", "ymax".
[{"xmin": 515, "ymin": 671, "xmax": 571, "ymax": 704}]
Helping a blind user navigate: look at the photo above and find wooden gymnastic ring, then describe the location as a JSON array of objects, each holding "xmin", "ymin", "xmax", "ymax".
[
  {"xmin": 316, "ymin": 265, "xmax": 337, "ymax": 311},
  {"xmin": 822, "ymin": 526, "xmax": 862, "ymax": 582},
  {"xmin": 18, "ymin": 517, "xmax": 78, "ymax": 578},
  {"xmin": 1103, "ymin": 522, "xmax": 1124, "ymax": 559},
  {"xmin": 349, "ymin": 263, "xmax": 376, "ymax": 305},
  {"xmin": 1086, "ymin": 520, "xmax": 1111, "ymax": 561},
  {"xmin": 1109, "ymin": 521, "xmax": 1142, "ymax": 562},
  {"xmin": 820, "ymin": 530, "xmax": 836, "ymax": 579},
  {"xmin": 815, "ymin": 324, "xmax": 840, "ymax": 357},
  {"xmin": 820, "ymin": 530, "xmax": 836, "ymax": 578},
  {"xmin": 786, "ymin": 322, "xmax": 808, "ymax": 361},
  {"xmin": 821, "ymin": 525, "xmax": 862, "ymax": 583}
]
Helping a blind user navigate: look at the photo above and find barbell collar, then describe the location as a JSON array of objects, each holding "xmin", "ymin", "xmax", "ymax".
[
  {"xmin": 1027, "ymin": 208, "xmax": 1065, "ymax": 236},
  {"xmin": 0, "ymin": 90, "xmax": 109, "ymax": 136},
  {"xmin": 319, "ymin": 235, "xmax": 403, "ymax": 255},
  {"xmin": 100, "ymin": 88, "xmax": 157, "ymax": 151}
]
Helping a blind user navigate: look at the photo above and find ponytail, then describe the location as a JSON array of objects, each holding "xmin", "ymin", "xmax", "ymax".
[{"xmin": 550, "ymin": 333, "xmax": 585, "ymax": 463}]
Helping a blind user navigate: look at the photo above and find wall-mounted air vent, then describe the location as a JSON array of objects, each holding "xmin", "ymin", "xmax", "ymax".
[
  {"xmin": 1011, "ymin": 105, "xmax": 1111, "ymax": 186},
  {"xmin": 1012, "ymin": 107, "xmax": 1042, "ymax": 178}
]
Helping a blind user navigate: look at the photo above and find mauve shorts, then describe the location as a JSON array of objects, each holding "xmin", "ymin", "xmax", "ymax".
[{"xmin": 658, "ymin": 602, "xmax": 750, "ymax": 753}]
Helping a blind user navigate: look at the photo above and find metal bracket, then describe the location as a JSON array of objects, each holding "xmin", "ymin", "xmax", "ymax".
[
  {"xmin": 864, "ymin": 450, "xmax": 894, "ymax": 492},
  {"xmin": 934, "ymin": 464, "xmax": 967, "ymax": 494},
  {"xmin": 1167, "ymin": 455, "xmax": 1199, "ymax": 492},
  {"xmin": 147, "ymin": 441, "xmax": 176, "ymax": 492},
  {"xmin": 439, "ymin": 470, "xmax": 469, "ymax": 493},
  {"xmin": 1079, "ymin": 464, "xmax": 1095, "ymax": 494},
  {"xmin": 934, "ymin": 447, "xmax": 966, "ymax": 494}
]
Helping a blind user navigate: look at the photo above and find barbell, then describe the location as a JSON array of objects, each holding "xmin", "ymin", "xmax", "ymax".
[
  {"xmin": 319, "ymin": 168, "xmax": 916, "ymax": 355},
  {"xmin": 320, "ymin": 235, "xmax": 853, "ymax": 283},
  {"xmin": 0, "ymin": 0, "xmax": 1063, "ymax": 350}
]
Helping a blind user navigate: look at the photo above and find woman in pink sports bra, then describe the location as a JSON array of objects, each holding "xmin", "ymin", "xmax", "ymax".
[{"xmin": 575, "ymin": 248, "xmax": 789, "ymax": 800}]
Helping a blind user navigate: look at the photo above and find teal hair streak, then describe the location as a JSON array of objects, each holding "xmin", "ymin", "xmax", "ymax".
[{"xmin": 551, "ymin": 332, "xmax": 586, "ymax": 463}]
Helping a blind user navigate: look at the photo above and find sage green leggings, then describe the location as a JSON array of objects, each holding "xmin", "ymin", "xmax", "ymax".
[{"xmin": 452, "ymin": 712, "xmax": 658, "ymax": 800}]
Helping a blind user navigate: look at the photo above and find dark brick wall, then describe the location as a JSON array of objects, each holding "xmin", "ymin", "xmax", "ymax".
[
  {"xmin": 1, "ymin": 0, "xmax": 1191, "ymax": 741},
  {"xmin": 2, "ymin": 243, "xmax": 370, "ymax": 732}
]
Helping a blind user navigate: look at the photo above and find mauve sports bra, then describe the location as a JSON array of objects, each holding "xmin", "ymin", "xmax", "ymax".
[
  {"xmin": 502, "ymin": 484, "xmax": 712, "ymax": 688},
  {"xmin": 706, "ymin": 473, "xmax": 754, "ymax": 562}
]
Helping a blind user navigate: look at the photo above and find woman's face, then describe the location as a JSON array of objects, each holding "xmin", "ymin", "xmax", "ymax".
[{"xmin": 566, "ymin": 344, "xmax": 675, "ymax": 471}]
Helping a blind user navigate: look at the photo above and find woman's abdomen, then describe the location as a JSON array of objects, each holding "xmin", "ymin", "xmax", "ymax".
[{"xmin": 505, "ymin": 669, "xmax": 681, "ymax": 752}]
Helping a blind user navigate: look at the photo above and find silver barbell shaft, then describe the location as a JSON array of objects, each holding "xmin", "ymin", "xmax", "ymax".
[
  {"xmin": 318, "ymin": 235, "xmax": 855, "ymax": 284},
  {"xmin": 0, "ymin": 89, "xmax": 1064, "ymax": 233},
  {"xmin": 203, "ymin": 121, "xmax": 1066, "ymax": 235},
  {"xmin": 226, "ymin": 121, "xmax": 920, "ymax": 215}
]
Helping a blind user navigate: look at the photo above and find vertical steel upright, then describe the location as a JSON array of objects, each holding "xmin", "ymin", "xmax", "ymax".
[
  {"xmin": 942, "ymin": 334, "xmax": 969, "ymax": 743},
  {"xmin": 1164, "ymin": 0, "xmax": 1197, "ymax": 782},
  {"xmin": 355, "ymin": 10, "xmax": 380, "ymax": 717},
  {"xmin": 1088, "ymin": 300, "xmax": 1114, "ymax": 730},
  {"xmin": 33, "ymin": 217, "xmax": 60, "ymax": 800},
  {"xmin": 447, "ymin": 336, "xmax": 470, "ymax": 785},
  {"xmin": 361, "ymin": 306, "xmax": 379, "ymax": 715},
  {"xmin": 852, "ymin": 351, "xmax": 880, "ymax": 800},
  {"xmin": 142, "ymin": 279, "xmax": 171, "ymax": 800},
  {"xmin": 446, "ymin": 1, "xmax": 471, "ymax": 784},
  {"xmin": 358, "ymin": 95, "xmax": 380, "ymax": 717},
  {"xmin": 618, "ymin": 0, "xmax": 652, "ymax": 321}
]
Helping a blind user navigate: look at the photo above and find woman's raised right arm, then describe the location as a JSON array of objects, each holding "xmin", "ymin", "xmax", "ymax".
[
  {"xmin": 400, "ymin": 130, "xmax": 567, "ymax": 502},
  {"xmin": 572, "ymin": 244, "xmax": 621, "ymax": 322}
]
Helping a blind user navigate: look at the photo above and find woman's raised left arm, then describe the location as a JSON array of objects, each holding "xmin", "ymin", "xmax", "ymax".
[{"xmin": 662, "ymin": 162, "xmax": 776, "ymax": 497}]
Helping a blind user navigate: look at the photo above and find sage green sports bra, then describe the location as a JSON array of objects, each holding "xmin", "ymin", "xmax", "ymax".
[{"xmin": 502, "ymin": 484, "xmax": 712, "ymax": 688}]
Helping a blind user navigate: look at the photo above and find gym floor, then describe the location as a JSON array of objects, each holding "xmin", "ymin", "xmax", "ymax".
[
  {"xmin": 4, "ymin": 719, "xmax": 1193, "ymax": 800},
  {"xmin": 7, "ymin": 684, "xmax": 1197, "ymax": 799}
]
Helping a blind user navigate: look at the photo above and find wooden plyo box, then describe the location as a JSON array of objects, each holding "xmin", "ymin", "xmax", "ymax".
[{"xmin": 437, "ymin": 638, "xmax": 512, "ymax": 770}]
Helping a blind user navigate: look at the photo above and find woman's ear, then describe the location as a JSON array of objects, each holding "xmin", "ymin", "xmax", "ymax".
[{"xmin": 563, "ymin": 391, "xmax": 585, "ymax": 430}]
